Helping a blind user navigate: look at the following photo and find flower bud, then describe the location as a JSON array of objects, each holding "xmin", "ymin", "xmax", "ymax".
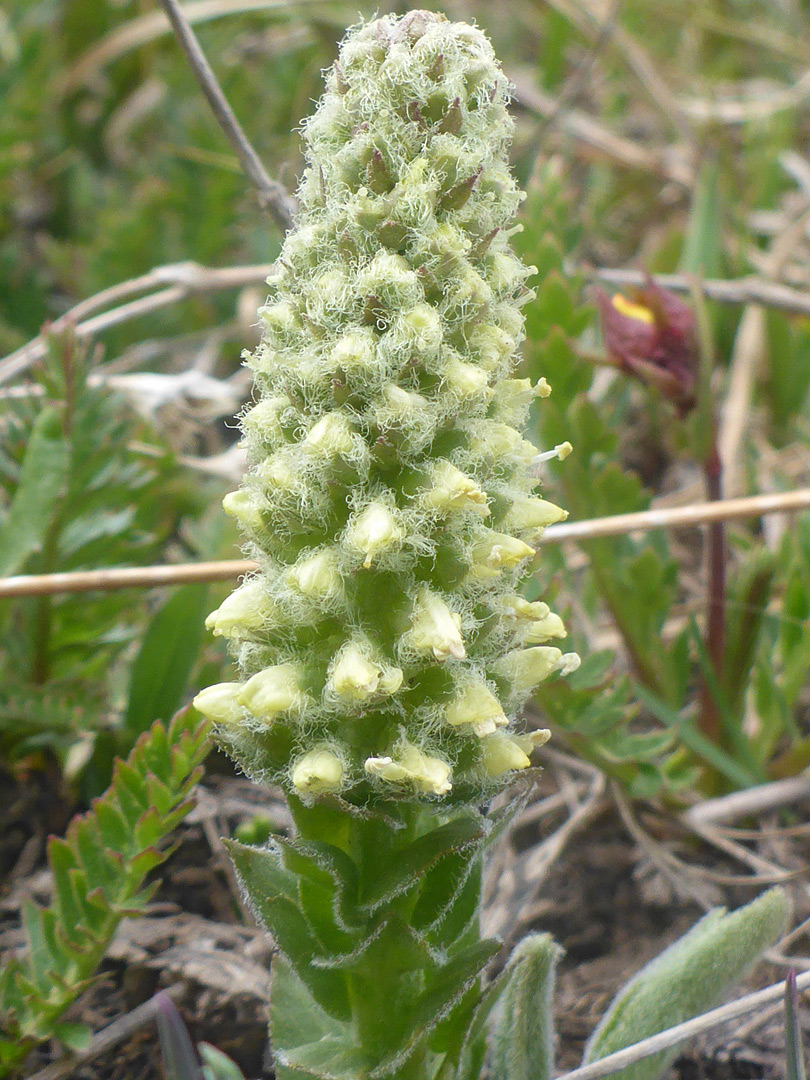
[
  {"xmin": 407, "ymin": 589, "xmax": 466, "ymax": 661},
  {"xmin": 420, "ymin": 462, "xmax": 489, "ymax": 516},
  {"xmin": 471, "ymin": 532, "xmax": 535, "ymax": 576},
  {"xmin": 522, "ymin": 611, "xmax": 567, "ymax": 643},
  {"xmin": 285, "ymin": 549, "xmax": 343, "ymax": 601},
  {"xmin": 331, "ymin": 330, "xmax": 377, "ymax": 375},
  {"xmin": 193, "ymin": 682, "xmax": 244, "ymax": 726},
  {"xmin": 501, "ymin": 496, "xmax": 567, "ymax": 535},
  {"xmin": 329, "ymin": 643, "xmax": 381, "ymax": 700},
  {"xmin": 345, "ymin": 502, "xmax": 403, "ymax": 568},
  {"xmin": 401, "ymin": 303, "xmax": 443, "ymax": 352},
  {"xmin": 237, "ymin": 664, "xmax": 302, "ymax": 719},
  {"xmin": 240, "ymin": 396, "xmax": 291, "ymax": 443},
  {"xmin": 291, "ymin": 749, "xmax": 345, "ymax": 794},
  {"xmin": 381, "ymin": 385, "xmax": 432, "ymax": 428},
  {"xmin": 222, "ymin": 489, "xmax": 264, "ymax": 532},
  {"xmin": 445, "ymin": 680, "xmax": 508, "ymax": 736},
  {"xmin": 259, "ymin": 300, "xmax": 299, "ymax": 335},
  {"xmin": 256, "ymin": 453, "xmax": 298, "ymax": 492},
  {"xmin": 481, "ymin": 728, "xmax": 550, "ymax": 776},
  {"xmin": 495, "ymin": 646, "xmax": 563, "ymax": 694},
  {"xmin": 205, "ymin": 579, "xmax": 276, "ymax": 638},
  {"xmin": 468, "ymin": 322, "xmax": 516, "ymax": 371},
  {"xmin": 364, "ymin": 743, "xmax": 452, "ymax": 795},
  {"xmin": 304, "ymin": 412, "xmax": 356, "ymax": 456},
  {"xmin": 442, "ymin": 357, "xmax": 491, "ymax": 399}
]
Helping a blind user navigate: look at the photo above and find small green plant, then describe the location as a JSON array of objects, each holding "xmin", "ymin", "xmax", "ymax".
[
  {"xmin": 0, "ymin": 709, "xmax": 210, "ymax": 1075},
  {"xmin": 190, "ymin": 12, "xmax": 791, "ymax": 1080},
  {"xmin": 0, "ymin": 331, "xmax": 215, "ymax": 788},
  {"xmin": 516, "ymin": 164, "xmax": 810, "ymax": 796}
]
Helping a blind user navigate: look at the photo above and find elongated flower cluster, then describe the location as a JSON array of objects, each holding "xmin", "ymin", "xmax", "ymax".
[{"xmin": 195, "ymin": 11, "xmax": 578, "ymax": 802}]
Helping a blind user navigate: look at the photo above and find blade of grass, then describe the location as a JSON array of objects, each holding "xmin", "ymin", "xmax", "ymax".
[{"xmin": 634, "ymin": 682, "xmax": 760, "ymax": 789}]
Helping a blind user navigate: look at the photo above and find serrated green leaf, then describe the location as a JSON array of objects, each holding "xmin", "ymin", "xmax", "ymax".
[
  {"xmin": 227, "ymin": 840, "xmax": 350, "ymax": 1019},
  {"xmin": 279, "ymin": 1037, "xmax": 368, "ymax": 1080},
  {"xmin": 369, "ymin": 940, "xmax": 500, "ymax": 1079},
  {"xmin": 584, "ymin": 888, "xmax": 790, "ymax": 1080},
  {"xmin": 0, "ymin": 716, "xmax": 208, "ymax": 1076},
  {"xmin": 359, "ymin": 816, "xmax": 485, "ymax": 912},
  {"xmin": 0, "ymin": 407, "xmax": 68, "ymax": 576}
]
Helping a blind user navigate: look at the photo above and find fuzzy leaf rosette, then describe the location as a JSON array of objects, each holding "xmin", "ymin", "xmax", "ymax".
[{"xmin": 194, "ymin": 11, "xmax": 579, "ymax": 803}]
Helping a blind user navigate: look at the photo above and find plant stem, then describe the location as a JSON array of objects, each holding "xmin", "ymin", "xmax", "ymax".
[{"xmin": 699, "ymin": 438, "xmax": 725, "ymax": 744}]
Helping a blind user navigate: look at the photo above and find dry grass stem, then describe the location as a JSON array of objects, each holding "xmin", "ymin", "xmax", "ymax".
[
  {"xmin": 545, "ymin": 487, "xmax": 810, "ymax": 541},
  {"xmin": 719, "ymin": 204, "xmax": 810, "ymax": 496},
  {"xmin": 512, "ymin": 72, "xmax": 693, "ymax": 186},
  {"xmin": 589, "ymin": 266, "xmax": 810, "ymax": 317},
  {"xmin": 554, "ymin": 968, "xmax": 810, "ymax": 1080},
  {"xmin": 0, "ymin": 262, "xmax": 276, "ymax": 385},
  {"xmin": 60, "ymin": 0, "xmax": 332, "ymax": 94},
  {"xmin": 157, "ymin": 0, "xmax": 295, "ymax": 229},
  {"xmin": 684, "ymin": 775, "xmax": 810, "ymax": 826},
  {"xmin": 2, "ymin": 489, "xmax": 808, "ymax": 598}
]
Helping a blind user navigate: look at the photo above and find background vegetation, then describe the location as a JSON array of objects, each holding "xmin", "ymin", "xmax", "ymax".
[{"xmin": 2, "ymin": 0, "xmax": 810, "ymax": 1074}]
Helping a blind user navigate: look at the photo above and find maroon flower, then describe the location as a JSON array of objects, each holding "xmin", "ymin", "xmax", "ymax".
[{"xmin": 594, "ymin": 279, "xmax": 698, "ymax": 415}]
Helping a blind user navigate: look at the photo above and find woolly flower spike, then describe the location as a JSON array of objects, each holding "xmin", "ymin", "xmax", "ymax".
[{"xmin": 198, "ymin": 11, "xmax": 580, "ymax": 801}]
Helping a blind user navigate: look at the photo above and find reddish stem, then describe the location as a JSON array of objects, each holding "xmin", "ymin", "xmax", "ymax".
[{"xmin": 699, "ymin": 441, "xmax": 726, "ymax": 744}]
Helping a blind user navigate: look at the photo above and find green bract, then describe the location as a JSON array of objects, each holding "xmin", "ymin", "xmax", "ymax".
[{"xmin": 195, "ymin": 10, "xmax": 578, "ymax": 802}]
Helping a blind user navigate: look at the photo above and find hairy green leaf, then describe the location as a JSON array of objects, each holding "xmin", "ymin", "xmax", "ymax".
[
  {"xmin": 584, "ymin": 888, "xmax": 790, "ymax": 1080},
  {"xmin": 491, "ymin": 933, "xmax": 562, "ymax": 1080}
]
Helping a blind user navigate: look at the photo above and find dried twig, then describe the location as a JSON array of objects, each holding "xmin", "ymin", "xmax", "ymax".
[
  {"xmin": 684, "ymin": 775, "xmax": 810, "ymax": 827},
  {"xmin": 0, "ymin": 262, "xmax": 276, "ymax": 385},
  {"xmin": 511, "ymin": 71, "xmax": 694, "ymax": 187},
  {"xmin": 61, "ymin": 0, "xmax": 331, "ymax": 94},
  {"xmin": 157, "ymin": 0, "xmax": 295, "ymax": 229},
  {"xmin": 546, "ymin": 487, "xmax": 810, "ymax": 541},
  {"xmin": 2, "ymin": 489, "xmax": 809, "ymax": 598},
  {"xmin": 538, "ymin": 0, "xmax": 692, "ymax": 139},
  {"xmin": 555, "ymin": 969, "xmax": 810, "ymax": 1080},
  {"xmin": 719, "ymin": 204, "xmax": 810, "ymax": 497},
  {"xmin": 0, "ymin": 560, "xmax": 256, "ymax": 598},
  {"xmin": 588, "ymin": 266, "xmax": 810, "ymax": 317}
]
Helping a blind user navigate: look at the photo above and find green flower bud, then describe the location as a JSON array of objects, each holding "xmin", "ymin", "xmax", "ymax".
[
  {"xmin": 193, "ymin": 682, "xmax": 244, "ymax": 726},
  {"xmin": 291, "ymin": 748, "xmax": 345, "ymax": 794},
  {"xmin": 205, "ymin": 579, "xmax": 277, "ymax": 638},
  {"xmin": 222, "ymin": 489, "xmax": 264, "ymax": 532},
  {"xmin": 406, "ymin": 588, "xmax": 466, "ymax": 661},
  {"xmin": 285, "ymin": 549, "xmax": 343, "ymax": 603},
  {"xmin": 345, "ymin": 502, "xmax": 404, "ymax": 568},
  {"xmin": 237, "ymin": 665, "xmax": 303, "ymax": 720},
  {"xmin": 445, "ymin": 680, "xmax": 508, "ymax": 736},
  {"xmin": 365, "ymin": 743, "xmax": 452, "ymax": 796}
]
